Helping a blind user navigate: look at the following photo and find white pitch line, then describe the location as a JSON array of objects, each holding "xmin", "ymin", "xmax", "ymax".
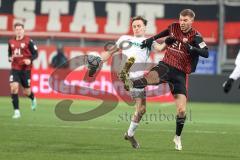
[{"xmin": 1, "ymin": 122, "xmax": 232, "ymax": 135}]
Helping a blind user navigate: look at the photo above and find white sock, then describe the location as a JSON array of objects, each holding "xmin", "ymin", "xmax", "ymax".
[
  {"xmin": 127, "ymin": 121, "xmax": 139, "ymax": 137},
  {"xmin": 14, "ymin": 109, "xmax": 20, "ymax": 115}
]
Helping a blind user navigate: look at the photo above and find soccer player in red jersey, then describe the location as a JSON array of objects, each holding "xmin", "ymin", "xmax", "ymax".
[
  {"xmin": 8, "ymin": 23, "xmax": 38, "ymax": 119},
  {"xmin": 122, "ymin": 9, "xmax": 209, "ymax": 150}
]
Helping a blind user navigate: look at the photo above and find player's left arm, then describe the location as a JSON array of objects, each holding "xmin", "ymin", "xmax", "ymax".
[
  {"xmin": 28, "ymin": 39, "xmax": 38, "ymax": 61},
  {"xmin": 23, "ymin": 39, "xmax": 38, "ymax": 65},
  {"xmin": 8, "ymin": 43, "xmax": 13, "ymax": 62},
  {"xmin": 186, "ymin": 34, "xmax": 209, "ymax": 58}
]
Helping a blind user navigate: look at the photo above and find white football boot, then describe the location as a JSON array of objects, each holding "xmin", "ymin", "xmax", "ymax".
[
  {"xmin": 12, "ymin": 110, "xmax": 21, "ymax": 119},
  {"xmin": 173, "ymin": 135, "xmax": 182, "ymax": 151}
]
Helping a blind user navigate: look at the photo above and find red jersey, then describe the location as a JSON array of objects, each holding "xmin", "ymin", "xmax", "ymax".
[
  {"xmin": 8, "ymin": 36, "xmax": 37, "ymax": 70},
  {"xmin": 163, "ymin": 23, "xmax": 198, "ymax": 74}
]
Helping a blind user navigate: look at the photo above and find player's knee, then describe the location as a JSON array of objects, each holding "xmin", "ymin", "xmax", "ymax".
[
  {"xmin": 10, "ymin": 84, "xmax": 18, "ymax": 94},
  {"xmin": 139, "ymin": 107, "xmax": 146, "ymax": 115},
  {"xmin": 145, "ymin": 71, "xmax": 160, "ymax": 84},
  {"xmin": 177, "ymin": 108, "xmax": 186, "ymax": 117},
  {"xmin": 11, "ymin": 89, "xmax": 18, "ymax": 94},
  {"xmin": 23, "ymin": 89, "xmax": 31, "ymax": 96},
  {"xmin": 23, "ymin": 91, "xmax": 28, "ymax": 96}
]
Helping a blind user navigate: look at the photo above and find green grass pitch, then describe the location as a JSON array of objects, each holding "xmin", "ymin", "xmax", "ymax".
[{"xmin": 0, "ymin": 97, "xmax": 240, "ymax": 160}]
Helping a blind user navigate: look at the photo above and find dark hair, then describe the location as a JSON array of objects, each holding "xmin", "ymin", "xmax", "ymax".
[
  {"xmin": 14, "ymin": 23, "xmax": 24, "ymax": 29},
  {"xmin": 180, "ymin": 9, "xmax": 195, "ymax": 19},
  {"xmin": 131, "ymin": 16, "xmax": 147, "ymax": 26}
]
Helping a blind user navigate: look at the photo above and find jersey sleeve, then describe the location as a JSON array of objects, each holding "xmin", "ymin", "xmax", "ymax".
[
  {"xmin": 115, "ymin": 35, "xmax": 129, "ymax": 49},
  {"xmin": 229, "ymin": 65, "xmax": 240, "ymax": 80},
  {"xmin": 193, "ymin": 33, "xmax": 208, "ymax": 49},
  {"xmin": 8, "ymin": 42, "xmax": 12, "ymax": 58},
  {"xmin": 167, "ymin": 23, "xmax": 173, "ymax": 30},
  {"xmin": 28, "ymin": 39, "xmax": 38, "ymax": 61},
  {"xmin": 167, "ymin": 23, "xmax": 177, "ymax": 35},
  {"xmin": 234, "ymin": 50, "xmax": 240, "ymax": 66},
  {"xmin": 187, "ymin": 33, "xmax": 209, "ymax": 58},
  {"xmin": 228, "ymin": 50, "xmax": 240, "ymax": 80}
]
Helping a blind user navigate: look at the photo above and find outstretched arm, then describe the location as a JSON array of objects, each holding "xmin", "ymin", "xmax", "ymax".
[
  {"xmin": 87, "ymin": 42, "xmax": 120, "ymax": 77},
  {"xmin": 101, "ymin": 46, "xmax": 119, "ymax": 62},
  {"xmin": 151, "ymin": 29, "xmax": 170, "ymax": 41},
  {"xmin": 141, "ymin": 29, "xmax": 169, "ymax": 50},
  {"xmin": 152, "ymin": 42, "xmax": 167, "ymax": 52}
]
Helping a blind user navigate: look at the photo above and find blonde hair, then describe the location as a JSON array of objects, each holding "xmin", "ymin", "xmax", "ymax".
[{"xmin": 180, "ymin": 9, "xmax": 195, "ymax": 19}]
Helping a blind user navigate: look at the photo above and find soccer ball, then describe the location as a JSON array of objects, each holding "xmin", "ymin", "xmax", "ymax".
[{"xmin": 87, "ymin": 55, "xmax": 101, "ymax": 67}]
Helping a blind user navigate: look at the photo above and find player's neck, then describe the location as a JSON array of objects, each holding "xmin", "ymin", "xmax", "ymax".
[
  {"xmin": 16, "ymin": 35, "xmax": 24, "ymax": 40},
  {"xmin": 182, "ymin": 27, "xmax": 192, "ymax": 33},
  {"xmin": 134, "ymin": 35, "xmax": 145, "ymax": 38}
]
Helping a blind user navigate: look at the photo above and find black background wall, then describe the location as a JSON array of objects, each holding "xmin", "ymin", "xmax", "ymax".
[{"xmin": 189, "ymin": 75, "xmax": 240, "ymax": 103}]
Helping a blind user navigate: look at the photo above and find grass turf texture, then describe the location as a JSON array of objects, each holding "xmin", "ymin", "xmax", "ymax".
[{"xmin": 0, "ymin": 97, "xmax": 240, "ymax": 160}]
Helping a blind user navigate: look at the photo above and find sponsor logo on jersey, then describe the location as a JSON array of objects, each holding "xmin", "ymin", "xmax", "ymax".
[
  {"xmin": 21, "ymin": 43, "xmax": 25, "ymax": 48},
  {"xmin": 183, "ymin": 38, "xmax": 188, "ymax": 43},
  {"xmin": 199, "ymin": 42, "xmax": 207, "ymax": 48}
]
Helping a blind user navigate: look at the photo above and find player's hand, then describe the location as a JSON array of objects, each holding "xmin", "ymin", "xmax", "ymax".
[
  {"xmin": 8, "ymin": 57, "xmax": 13, "ymax": 62},
  {"xmin": 222, "ymin": 78, "xmax": 234, "ymax": 93},
  {"xmin": 176, "ymin": 37, "xmax": 193, "ymax": 52},
  {"xmin": 185, "ymin": 43, "xmax": 193, "ymax": 52},
  {"xmin": 87, "ymin": 55, "xmax": 102, "ymax": 77},
  {"xmin": 140, "ymin": 37, "xmax": 154, "ymax": 50},
  {"xmin": 23, "ymin": 59, "xmax": 31, "ymax": 65},
  {"xmin": 164, "ymin": 36, "xmax": 176, "ymax": 45}
]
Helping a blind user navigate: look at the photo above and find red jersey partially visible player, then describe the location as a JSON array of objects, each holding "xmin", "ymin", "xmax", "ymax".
[
  {"xmin": 121, "ymin": 9, "xmax": 209, "ymax": 151},
  {"xmin": 8, "ymin": 23, "xmax": 38, "ymax": 119}
]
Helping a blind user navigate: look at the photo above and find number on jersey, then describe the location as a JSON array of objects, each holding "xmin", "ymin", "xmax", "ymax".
[{"xmin": 13, "ymin": 48, "xmax": 22, "ymax": 57}]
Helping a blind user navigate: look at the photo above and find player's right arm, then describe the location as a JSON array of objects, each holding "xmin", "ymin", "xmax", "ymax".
[
  {"xmin": 100, "ymin": 35, "xmax": 128, "ymax": 62},
  {"xmin": 87, "ymin": 43, "xmax": 119, "ymax": 71},
  {"xmin": 141, "ymin": 29, "xmax": 169, "ymax": 49},
  {"xmin": 87, "ymin": 36, "xmax": 124, "ymax": 77},
  {"xmin": 101, "ymin": 45, "xmax": 119, "ymax": 62}
]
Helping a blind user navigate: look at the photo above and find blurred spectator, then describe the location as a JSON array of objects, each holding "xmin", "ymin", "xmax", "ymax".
[{"xmin": 51, "ymin": 46, "xmax": 68, "ymax": 68}]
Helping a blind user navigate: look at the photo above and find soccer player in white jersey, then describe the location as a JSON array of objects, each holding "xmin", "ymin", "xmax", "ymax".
[
  {"xmin": 87, "ymin": 16, "xmax": 166, "ymax": 148},
  {"xmin": 223, "ymin": 50, "xmax": 240, "ymax": 93}
]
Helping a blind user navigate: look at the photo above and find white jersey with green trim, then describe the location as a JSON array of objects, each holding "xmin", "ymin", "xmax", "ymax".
[{"xmin": 116, "ymin": 35, "xmax": 151, "ymax": 79}]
